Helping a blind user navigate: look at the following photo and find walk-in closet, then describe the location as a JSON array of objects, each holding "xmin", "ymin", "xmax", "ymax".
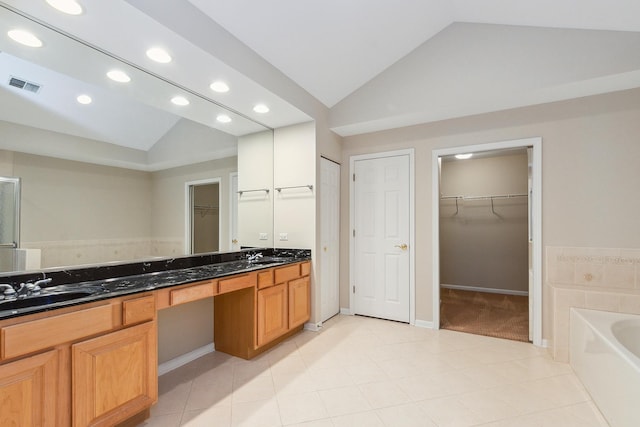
[{"xmin": 439, "ymin": 148, "xmax": 531, "ymax": 342}]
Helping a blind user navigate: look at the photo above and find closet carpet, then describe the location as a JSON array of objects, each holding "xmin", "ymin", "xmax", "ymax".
[{"xmin": 440, "ymin": 288, "xmax": 530, "ymax": 342}]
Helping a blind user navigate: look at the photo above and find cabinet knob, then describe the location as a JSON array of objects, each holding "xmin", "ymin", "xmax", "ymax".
[{"xmin": 232, "ymin": 239, "xmax": 238, "ymax": 244}]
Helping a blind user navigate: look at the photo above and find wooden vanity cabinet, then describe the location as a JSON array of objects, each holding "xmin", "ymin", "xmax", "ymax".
[
  {"xmin": 0, "ymin": 293, "xmax": 157, "ymax": 427},
  {"xmin": 256, "ymin": 283, "xmax": 288, "ymax": 346},
  {"xmin": 72, "ymin": 321, "xmax": 157, "ymax": 427},
  {"xmin": 215, "ymin": 261, "xmax": 311, "ymax": 359},
  {"xmin": 0, "ymin": 349, "xmax": 59, "ymax": 427}
]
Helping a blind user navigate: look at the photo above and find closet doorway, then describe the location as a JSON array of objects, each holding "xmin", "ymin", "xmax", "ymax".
[
  {"xmin": 185, "ymin": 179, "xmax": 221, "ymax": 254},
  {"xmin": 432, "ymin": 138, "xmax": 542, "ymax": 345}
]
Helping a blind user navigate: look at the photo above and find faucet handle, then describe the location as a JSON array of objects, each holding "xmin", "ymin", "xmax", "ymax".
[{"xmin": 3, "ymin": 287, "xmax": 15, "ymax": 295}]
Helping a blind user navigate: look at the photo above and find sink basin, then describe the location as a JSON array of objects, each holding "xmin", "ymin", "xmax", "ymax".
[
  {"xmin": 0, "ymin": 291, "xmax": 94, "ymax": 311},
  {"xmin": 249, "ymin": 260, "xmax": 283, "ymax": 265}
]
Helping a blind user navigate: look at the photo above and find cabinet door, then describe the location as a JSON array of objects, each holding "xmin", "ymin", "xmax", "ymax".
[
  {"xmin": 288, "ymin": 277, "xmax": 310, "ymax": 329},
  {"xmin": 0, "ymin": 349, "xmax": 59, "ymax": 427},
  {"xmin": 256, "ymin": 283, "xmax": 287, "ymax": 347},
  {"xmin": 72, "ymin": 321, "xmax": 157, "ymax": 427}
]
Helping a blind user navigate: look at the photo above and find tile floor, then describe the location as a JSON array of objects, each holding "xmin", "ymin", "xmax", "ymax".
[{"xmin": 138, "ymin": 315, "xmax": 609, "ymax": 427}]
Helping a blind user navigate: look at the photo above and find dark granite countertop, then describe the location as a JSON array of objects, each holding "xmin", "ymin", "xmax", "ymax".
[{"xmin": 0, "ymin": 248, "xmax": 311, "ymax": 320}]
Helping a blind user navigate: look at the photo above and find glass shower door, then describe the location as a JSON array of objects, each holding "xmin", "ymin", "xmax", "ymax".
[{"xmin": 0, "ymin": 177, "xmax": 21, "ymax": 272}]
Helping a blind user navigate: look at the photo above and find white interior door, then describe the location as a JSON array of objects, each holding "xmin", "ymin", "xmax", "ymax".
[
  {"xmin": 353, "ymin": 154, "xmax": 410, "ymax": 322},
  {"xmin": 320, "ymin": 158, "xmax": 340, "ymax": 322}
]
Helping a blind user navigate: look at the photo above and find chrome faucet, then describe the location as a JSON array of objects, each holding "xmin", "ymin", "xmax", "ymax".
[
  {"xmin": 0, "ymin": 284, "xmax": 15, "ymax": 296},
  {"xmin": 247, "ymin": 253, "xmax": 264, "ymax": 262}
]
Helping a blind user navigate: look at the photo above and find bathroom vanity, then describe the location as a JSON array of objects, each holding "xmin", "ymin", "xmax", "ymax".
[{"xmin": 0, "ymin": 249, "xmax": 311, "ymax": 426}]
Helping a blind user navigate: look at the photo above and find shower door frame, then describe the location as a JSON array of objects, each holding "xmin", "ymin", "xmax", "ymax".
[{"xmin": 431, "ymin": 137, "xmax": 543, "ymax": 347}]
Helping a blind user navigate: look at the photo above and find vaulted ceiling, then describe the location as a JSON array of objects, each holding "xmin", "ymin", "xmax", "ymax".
[{"xmin": 2, "ymin": 0, "xmax": 639, "ymax": 164}]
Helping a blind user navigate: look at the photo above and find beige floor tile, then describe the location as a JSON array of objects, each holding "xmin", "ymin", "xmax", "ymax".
[
  {"xmin": 344, "ymin": 360, "xmax": 387, "ymax": 384},
  {"xmin": 272, "ymin": 371, "xmax": 318, "ymax": 396},
  {"xmin": 138, "ymin": 413, "xmax": 183, "ymax": 427},
  {"xmin": 375, "ymin": 402, "xmax": 437, "ymax": 427},
  {"xmin": 232, "ymin": 375, "xmax": 276, "ymax": 404},
  {"xmin": 152, "ymin": 379, "xmax": 193, "ymax": 417},
  {"xmin": 331, "ymin": 410, "xmax": 384, "ymax": 427},
  {"xmin": 231, "ymin": 398, "xmax": 282, "ymax": 427},
  {"xmin": 394, "ymin": 373, "xmax": 454, "ymax": 401},
  {"xmin": 185, "ymin": 377, "xmax": 233, "ymax": 410},
  {"xmin": 456, "ymin": 388, "xmax": 521, "ymax": 423},
  {"xmin": 143, "ymin": 316, "xmax": 610, "ymax": 427},
  {"xmin": 418, "ymin": 396, "xmax": 486, "ymax": 427},
  {"xmin": 317, "ymin": 385, "xmax": 372, "ymax": 417},
  {"xmin": 181, "ymin": 405, "xmax": 232, "ymax": 427},
  {"xmin": 276, "ymin": 391, "xmax": 329, "ymax": 425},
  {"xmin": 358, "ymin": 379, "xmax": 411, "ymax": 409},
  {"xmin": 306, "ymin": 366, "xmax": 355, "ymax": 390},
  {"xmin": 269, "ymin": 354, "xmax": 308, "ymax": 376},
  {"xmin": 285, "ymin": 420, "xmax": 334, "ymax": 427}
]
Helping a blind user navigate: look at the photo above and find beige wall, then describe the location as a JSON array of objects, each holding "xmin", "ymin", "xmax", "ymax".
[
  {"xmin": 15, "ymin": 153, "xmax": 152, "ymax": 242},
  {"xmin": 151, "ymin": 156, "xmax": 237, "ymax": 254},
  {"xmin": 440, "ymin": 153, "xmax": 529, "ymax": 293},
  {"xmin": 340, "ymin": 88, "xmax": 640, "ymax": 349}
]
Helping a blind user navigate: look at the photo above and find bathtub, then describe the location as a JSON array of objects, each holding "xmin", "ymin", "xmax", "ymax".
[{"xmin": 570, "ymin": 308, "xmax": 640, "ymax": 427}]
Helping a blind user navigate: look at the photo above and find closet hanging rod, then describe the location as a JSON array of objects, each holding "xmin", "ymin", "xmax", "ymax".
[
  {"xmin": 275, "ymin": 184, "xmax": 313, "ymax": 192},
  {"xmin": 237, "ymin": 188, "xmax": 269, "ymax": 196},
  {"xmin": 441, "ymin": 193, "xmax": 527, "ymax": 201}
]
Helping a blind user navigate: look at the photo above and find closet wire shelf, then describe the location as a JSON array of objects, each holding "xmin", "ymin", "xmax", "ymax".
[{"xmin": 441, "ymin": 193, "xmax": 528, "ymax": 216}]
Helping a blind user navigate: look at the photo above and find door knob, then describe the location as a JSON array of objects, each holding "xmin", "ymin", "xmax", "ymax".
[
  {"xmin": 394, "ymin": 243, "xmax": 408, "ymax": 250},
  {"xmin": 323, "ymin": 246, "xmax": 328, "ymax": 252},
  {"xmin": 232, "ymin": 239, "xmax": 238, "ymax": 244}
]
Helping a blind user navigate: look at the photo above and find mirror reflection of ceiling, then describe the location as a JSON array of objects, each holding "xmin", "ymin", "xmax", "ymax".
[
  {"xmin": 0, "ymin": 1, "xmax": 309, "ymax": 171},
  {"xmin": 3, "ymin": 0, "xmax": 640, "ymax": 141}
]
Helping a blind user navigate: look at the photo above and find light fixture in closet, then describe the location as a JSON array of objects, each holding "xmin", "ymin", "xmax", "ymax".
[{"xmin": 455, "ymin": 153, "xmax": 473, "ymax": 160}]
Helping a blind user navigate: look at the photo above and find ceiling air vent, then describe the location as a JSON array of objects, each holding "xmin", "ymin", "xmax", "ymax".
[{"xmin": 8, "ymin": 76, "xmax": 41, "ymax": 93}]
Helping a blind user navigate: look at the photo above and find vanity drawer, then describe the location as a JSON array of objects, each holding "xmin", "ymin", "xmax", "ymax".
[
  {"xmin": 1, "ymin": 304, "xmax": 114, "ymax": 360},
  {"xmin": 300, "ymin": 261, "xmax": 310, "ymax": 276},
  {"xmin": 122, "ymin": 295, "xmax": 156, "ymax": 325},
  {"xmin": 170, "ymin": 281, "xmax": 216, "ymax": 306},
  {"xmin": 275, "ymin": 264, "xmax": 300, "ymax": 284},
  {"xmin": 257, "ymin": 270, "xmax": 274, "ymax": 289},
  {"xmin": 219, "ymin": 274, "xmax": 255, "ymax": 294}
]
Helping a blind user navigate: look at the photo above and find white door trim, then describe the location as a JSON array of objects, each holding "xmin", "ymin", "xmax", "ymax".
[
  {"xmin": 349, "ymin": 148, "xmax": 415, "ymax": 325},
  {"xmin": 184, "ymin": 177, "xmax": 222, "ymax": 255},
  {"xmin": 229, "ymin": 172, "xmax": 238, "ymax": 251},
  {"xmin": 431, "ymin": 137, "xmax": 543, "ymax": 346}
]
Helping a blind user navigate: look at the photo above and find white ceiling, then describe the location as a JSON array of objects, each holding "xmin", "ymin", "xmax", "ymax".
[
  {"xmin": 1, "ymin": 0, "xmax": 639, "ymax": 167},
  {"xmin": 188, "ymin": 0, "xmax": 640, "ymax": 107}
]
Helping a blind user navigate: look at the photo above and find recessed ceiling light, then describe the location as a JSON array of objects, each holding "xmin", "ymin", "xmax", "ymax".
[
  {"xmin": 253, "ymin": 104, "xmax": 269, "ymax": 114},
  {"xmin": 146, "ymin": 47, "xmax": 172, "ymax": 63},
  {"xmin": 455, "ymin": 153, "xmax": 473, "ymax": 160},
  {"xmin": 106, "ymin": 70, "xmax": 130, "ymax": 83},
  {"xmin": 7, "ymin": 29, "xmax": 43, "ymax": 47},
  {"xmin": 46, "ymin": 0, "xmax": 83, "ymax": 15},
  {"xmin": 216, "ymin": 114, "xmax": 231, "ymax": 123},
  {"xmin": 210, "ymin": 81, "xmax": 229, "ymax": 93},
  {"xmin": 171, "ymin": 96, "xmax": 189, "ymax": 106},
  {"xmin": 76, "ymin": 94, "xmax": 92, "ymax": 105}
]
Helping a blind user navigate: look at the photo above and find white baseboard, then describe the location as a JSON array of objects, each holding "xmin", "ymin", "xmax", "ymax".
[
  {"xmin": 158, "ymin": 343, "xmax": 215, "ymax": 376},
  {"xmin": 414, "ymin": 319, "xmax": 434, "ymax": 329},
  {"xmin": 441, "ymin": 283, "xmax": 528, "ymax": 297},
  {"xmin": 540, "ymin": 339, "xmax": 549, "ymax": 348},
  {"xmin": 304, "ymin": 322, "xmax": 322, "ymax": 332},
  {"xmin": 340, "ymin": 308, "xmax": 352, "ymax": 315}
]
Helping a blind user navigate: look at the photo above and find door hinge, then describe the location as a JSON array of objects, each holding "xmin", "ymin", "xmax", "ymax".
[
  {"xmin": 352, "ymin": 229, "xmax": 355, "ymax": 237},
  {"xmin": 353, "ymin": 285, "xmax": 355, "ymax": 293},
  {"xmin": 352, "ymin": 173, "xmax": 355, "ymax": 182}
]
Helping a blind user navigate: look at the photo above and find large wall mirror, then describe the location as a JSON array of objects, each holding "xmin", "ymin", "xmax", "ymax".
[{"xmin": 0, "ymin": 3, "xmax": 275, "ymax": 273}]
